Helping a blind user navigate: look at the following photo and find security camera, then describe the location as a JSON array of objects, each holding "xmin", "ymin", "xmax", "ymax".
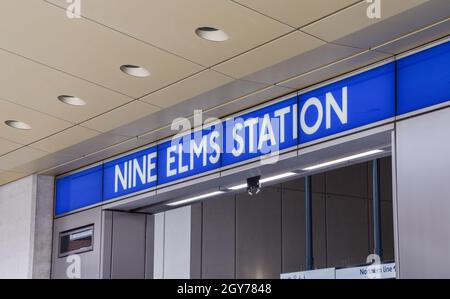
[{"xmin": 247, "ymin": 176, "xmax": 261, "ymax": 196}]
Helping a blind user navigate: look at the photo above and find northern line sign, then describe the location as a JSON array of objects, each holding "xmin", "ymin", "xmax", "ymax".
[{"xmin": 55, "ymin": 40, "xmax": 450, "ymax": 215}]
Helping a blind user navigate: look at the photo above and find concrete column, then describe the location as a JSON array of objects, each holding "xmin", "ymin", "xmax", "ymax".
[{"xmin": 0, "ymin": 175, "xmax": 54, "ymax": 279}]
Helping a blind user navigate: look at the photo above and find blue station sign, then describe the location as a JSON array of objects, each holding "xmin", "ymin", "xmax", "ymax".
[
  {"xmin": 55, "ymin": 40, "xmax": 450, "ymax": 216},
  {"xmin": 157, "ymin": 124, "xmax": 222, "ymax": 185}
]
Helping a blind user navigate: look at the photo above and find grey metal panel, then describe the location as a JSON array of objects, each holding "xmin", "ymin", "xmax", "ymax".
[
  {"xmin": 110, "ymin": 212, "xmax": 146, "ymax": 279},
  {"xmin": 326, "ymin": 163, "xmax": 369, "ymax": 199},
  {"xmin": 201, "ymin": 195, "xmax": 236, "ymax": 279},
  {"xmin": 51, "ymin": 207, "xmax": 102, "ymax": 279},
  {"xmin": 100, "ymin": 210, "xmax": 113, "ymax": 279},
  {"xmin": 380, "ymin": 201, "xmax": 395, "ymax": 262},
  {"xmin": 163, "ymin": 206, "xmax": 191, "ymax": 279},
  {"xmin": 236, "ymin": 187, "xmax": 282, "ymax": 279},
  {"xmin": 281, "ymin": 186, "xmax": 328, "ymax": 273},
  {"xmin": 282, "ymin": 173, "xmax": 325, "ymax": 193},
  {"xmin": 281, "ymin": 188, "xmax": 306, "ymax": 273},
  {"xmin": 153, "ymin": 212, "xmax": 165, "ymax": 279},
  {"xmin": 325, "ymin": 195, "xmax": 370, "ymax": 268},
  {"xmin": 311, "ymin": 193, "xmax": 327, "ymax": 269},
  {"xmin": 190, "ymin": 203, "xmax": 202, "ymax": 279},
  {"xmin": 396, "ymin": 107, "xmax": 450, "ymax": 278},
  {"xmin": 145, "ymin": 214, "xmax": 154, "ymax": 279}
]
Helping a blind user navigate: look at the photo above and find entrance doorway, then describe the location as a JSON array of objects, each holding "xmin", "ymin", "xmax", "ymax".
[{"xmin": 194, "ymin": 157, "xmax": 394, "ymax": 278}]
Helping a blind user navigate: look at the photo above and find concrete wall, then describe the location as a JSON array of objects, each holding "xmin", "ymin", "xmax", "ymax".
[
  {"xmin": 0, "ymin": 175, "xmax": 54, "ymax": 279},
  {"xmin": 396, "ymin": 107, "xmax": 450, "ymax": 278}
]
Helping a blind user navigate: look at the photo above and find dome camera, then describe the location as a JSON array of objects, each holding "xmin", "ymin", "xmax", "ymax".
[{"xmin": 247, "ymin": 176, "xmax": 261, "ymax": 196}]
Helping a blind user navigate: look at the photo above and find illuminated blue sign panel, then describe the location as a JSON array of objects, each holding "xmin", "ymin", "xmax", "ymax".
[
  {"xmin": 54, "ymin": 40, "xmax": 450, "ymax": 216},
  {"xmin": 103, "ymin": 145, "xmax": 158, "ymax": 200},
  {"xmin": 299, "ymin": 62, "xmax": 396, "ymax": 143},
  {"xmin": 222, "ymin": 95, "xmax": 298, "ymax": 166},
  {"xmin": 397, "ymin": 40, "xmax": 450, "ymax": 115},
  {"xmin": 157, "ymin": 124, "xmax": 222, "ymax": 185},
  {"xmin": 55, "ymin": 165, "xmax": 103, "ymax": 215}
]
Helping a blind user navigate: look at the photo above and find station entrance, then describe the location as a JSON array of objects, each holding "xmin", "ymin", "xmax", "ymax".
[{"xmin": 52, "ymin": 153, "xmax": 395, "ymax": 279}]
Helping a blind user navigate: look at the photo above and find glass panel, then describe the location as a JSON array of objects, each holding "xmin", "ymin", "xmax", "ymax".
[{"xmin": 59, "ymin": 225, "xmax": 94, "ymax": 257}]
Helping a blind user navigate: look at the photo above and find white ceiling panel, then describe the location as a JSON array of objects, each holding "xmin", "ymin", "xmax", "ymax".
[
  {"xmin": 141, "ymin": 70, "xmax": 234, "ymax": 108},
  {"xmin": 235, "ymin": 0, "xmax": 360, "ymax": 28},
  {"xmin": 35, "ymin": 132, "xmax": 132, "ymax": 164},
  {"xmin": 0, "ymin": 49, "xmax": 133, "ymax": 124},
  {"xmin": 45, "ymin": 0, "xmax": 292, "ymax": 67},
  {"xmin": 0, "ymin": 99, "xmax": 72, "ymax": 145},
  {"xmin": 213, "ymin": 31, "xmax": 325, "ymax": 80},
  {"xmin": 7, "ymin": 149, "xmax": 88, "ymax": 175},
  {"xmin": 0, "ymin": 146, "xmax": 48, "ymax": 171},
  {"xmin": 80, "ymin": 100, "xmax": 160, "ymax": 135},
  {"xmin": 0, "ymin": 138, "xmax": 22, "ymax": 156},
  {"xmin": 30, "ymin": 125, "xmax": 100, "ymax": 153},
  {"xmin": 0, "ymin": 0, "xmax": 203, "ymax": 98}
]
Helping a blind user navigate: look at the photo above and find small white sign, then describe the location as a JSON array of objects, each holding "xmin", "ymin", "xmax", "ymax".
[
  {"xmin": 281, "ymin": 263, "xmax": 396, "ymax": 279},
  {"xmin": 281, "ymin": 268, "xmax": 336, "ymax": 279},
  {"xmin": 335, "ymin": 263, "xmax": 396, "ymax": 279}
]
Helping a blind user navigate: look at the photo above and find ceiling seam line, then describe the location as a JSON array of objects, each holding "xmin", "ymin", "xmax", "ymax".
[
  {"xmin": 205, "ymin": 29, "xmax": 298, "ymax": 70},
  {"xmin": 69, "ymin": 99, "xmax": 154, "ymax": 131},
  {"xmin": 130, "ymin": 69, "xmax": 210, "ymax": 102},
  {"xmin": 42, "ymin": 0, "xmax": 209, "ymax": 69},
  {"xmin": 297, "ymin": 0, "xmax": 366, "ymax": 30},
  {"xmin": 229, "ymin": 0, "xmax": 297, "ymax": 29},
  {"xmin": 0, "ymin": 47, "xmax": 134, "ymax": 99},
  {"xmin": 0, "ymin": 97, "xmax": 80, "ymax": 126}
]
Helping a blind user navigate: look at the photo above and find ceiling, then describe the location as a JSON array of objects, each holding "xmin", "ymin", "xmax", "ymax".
[{"xmin": 0, "ymin": 0, "xmax": 449, "ymax": 185}]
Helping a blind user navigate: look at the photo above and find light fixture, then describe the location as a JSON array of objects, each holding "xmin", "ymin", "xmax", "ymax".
[
  {"xmin": 120, "ymin": 65, "xmax": 151, "ymax": 78},
  {"xmin": 167, "ymin": 191, "xmax": 225, "ymax": 206},
  {"xmin": 4, "ymin": 120, "xmax": 31, "ymax": 130},
  {"xmin": 58, "ymin": 95, "xmax": 87, "ymax": 106},
  {"xmin": 301, "ymin": 149, "xmax": 384, "ymax": 171},
  {"xmin": 228, "ymin": 172, "xmax": 297, "ymax": 191},
  {"xmin": 195, "ymin": 27, "xmax": 229, "ymax": 42}
]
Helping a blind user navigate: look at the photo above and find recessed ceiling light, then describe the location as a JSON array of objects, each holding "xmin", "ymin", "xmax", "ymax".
[
  {"xmin": 195, "ymin": 27, "xmax": 229, "ymax": 42},
  {"xmin": 120, "ymin": 65, "xmax": 151, "ymax": 78},
  {"xmin": 58, "ymin": 95, "xmax": 87, "ymax": 106},
  {"xmin": 4, "ymin": 120, "xmax": 31, "ymax": 130}
]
